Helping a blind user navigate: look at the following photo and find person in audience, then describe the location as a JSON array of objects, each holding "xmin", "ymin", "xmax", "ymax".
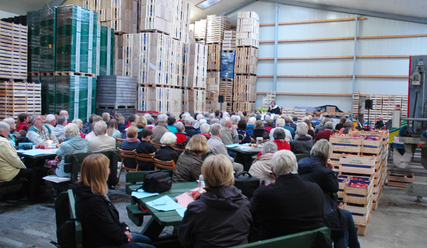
[
  {"xmin": 246, "ymin": 117, "xmax": 256, "ymax": 136},
  {"xmin": 374, "ymin": 115, "xmax": 385, "ymax": 130},
  {"xmin": 199, "ymin": 123, "xmax": 211, "ymax": 140},
  {"xmin": 173, "ymin": 135, "xmax": 210, "ymax": 183},
  {"xmin": 3, "ymin": 118, "xmax": 20, "ymax": 146},
  {"xmin": 102, "ymin": 112, "xmax": 110, "ymax": 125},
  {"xmin": 269, "ymin": 118, "xmax": 292, "ymax": 143},
  {"xmin": 120, "ymin": 126, "xmax": 140, "ymax": 170},
  {"xmin": 340, "ymin": 120, "xmax": 354, "ymax": 134},
  {"xmin": 220, "ymin": 116, "xmax": 234, "ymax": 145},
  {"xmin": 251, "ymin": 120, "xmax": 269, "ymax": 141},
  {"xmin": 154, "ymin": 132, "xmax": 179, "ymax": 163},
  {"xmin": 146, "ymin": 116, "xmax": 155, "ymax": 130},
  {"xmin": 135, "ymin": 128, "xmax": 156, "ymax": 171},
  {"xmin": 184, "ymin": 116, "xmax": 198, "ymax": 138},
  {"xmin": 315, "ymin": 121, "xmax": 335, "ymax": 142},
  {"xmin": 315, "ymin": 117, "xmax": 331, "ymax": 136},
  {"xmin": 208, "ymin": 124, "xmax": 243, "ymax": 173},
  {"xmin": 151, "ymin": 114, "xmax": 170, "ymax": 144},
  {"xmin": 136, "ymin": 115, "xmax": 147, "ymax": 132},
  {"xmin": 117, "ymin": 114, "xmax": 127, "ymax": 133},
  {"xmin": 175, "ymin": 122, "xmax": 189, "ymax": 148},
  {"xmin": 59, "ymin": 110, "xmax": 70, "ymax": 123},
  {"xmin": 85, "ymin": 115, "xmax": 103, "ymax": 140},
  {"xmin": 193, "ymin": 113, "xmax": 204, "ymax": 130},
  {"xmin": 110, "ymin": 109, "xmax": 117, "ymax": 120},
  {"xmin": 284, "ymin": 116, "xmax": 296, "ymax": 139},
  {"xmin": 291, "ymin": 122, "xmax": 314, "ymax": 154},
  {"xmin": 210, "ymin": 118, "xmax": 219, "ymax": 124},
  {"xmin": 81, "ymin": 114, "xmax": 96, "ymax": 134},
  {"xmin": 0, "ymin": 122, "xmax": 47, "ymax": 203},
  {"xmin": 267, "ymin": 101, "xmax": 281, "ymax": 114},
  {"xmin": 272, "ymin": 128, "xmax": 291, "ymax": 151},
  {"xmin": 303, "ymin": 117, "xmax": 315, "ymax": 138},
  {"xmin": 233, "ymin": 119, "xmax": 251, "ymax": 144},
  {"xmin": 179, "ymin": 154, "xmax": 252, "ymax": 247},
  {"xmin": 54, "ymin": 115, "xmax": 67, "ymax": 140},
  {"xmin": 230, "ymin": 115, "xmax": 241, "ymax": 133},
  {"xmin": 73, "ymin": 154, "xmax": 154, "ymax": 248},
  {"xmin": 16, "ymin": 113, "xmax": 30, "ymax": 135},
  {"xmin": 27, "ymin": 114, "xmax": 57, "ymax": 145},
  {"xmin": 298, "ymin": 140, "xmax": 360, "ymax": 248},
  {"xmin": 167, "ymin": 116, "xmax": 178, "ymax": 134},
  {"xmin": 106, "ymin": 119, "xmax": 121, "ymax": 139},
  {"xmin": 290, "ymin": 116, "xmax": 298, "ymax": 130},
  {"xmin": 72, "ymin": 118, "xmax": 85, "ymax": 139},
  {"xmin": 251, "ymin": 150, "xmax": 324, "ymax": 240},
  {"xmin": 207, "ymin": 113, "xmax": 215, "ymax": 124},
  {"xmin": 264, "ymin": 118, "xmax": 274, "ymax": 135},
  {"xmin": 87, "ymin": 121, "xmax": 116, "ymax": 153},
  {"xmin": 45, "ymin": 114, "xmax": 56, "ymax": 132},
  {"xmin": 125, "ymin": 114, "xmax": 136, "ymax": 129},
  {"xmin": 335, "ymin": 116, "xmax": 346, "ymax": 132},
  {"xmin": 249, "ymin": 142, "xmax": 278, "ymax": 183},
  {"xmin": 55, "ymin": 123, "xmax": 89, "ymax": 177}
]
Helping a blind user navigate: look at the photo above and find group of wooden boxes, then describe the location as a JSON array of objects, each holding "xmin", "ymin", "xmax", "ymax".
[{"xmin": 330, "ymin": 130, "xmax": 389, "ymax": 235}]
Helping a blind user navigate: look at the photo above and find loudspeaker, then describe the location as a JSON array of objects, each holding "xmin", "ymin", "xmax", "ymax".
[
  {"xmin": 218, "ymin": 95, "xmax": 224, "ymax": 103},
  {"xmin": 365, "ymin": 99, "xmax": 373, "ymax": 110}
]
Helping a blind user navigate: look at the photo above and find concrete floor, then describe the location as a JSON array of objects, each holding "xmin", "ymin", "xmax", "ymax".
[{"xmin": 1, "ymin": 159, "xmax": 427, "ymax": 248}]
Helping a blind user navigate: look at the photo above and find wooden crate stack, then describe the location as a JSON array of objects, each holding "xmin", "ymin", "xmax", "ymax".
[
  {"xmin": 222, "ymin": 30, "xmax": 236, "ymax": 51},
  {"xmin": 183, "ymin": 89, "xmax": 205, "ymax": 114},
  {"xmin": 331, "ymin": 130, "xmax": 389, "ymax": 236},
  {"xmin": 364, "ymin": 94, "xmax": 408, "ymax": 126},
  {"xmin": 236, "ymin": 11, "xmax": 259, "ymax": 48},
  {"xmin": 206, "ymin": 71, "xmax": 220, "ymax": 112},
  {"xmin": 233, "ymin": 11, "xmax": 259, "ymax": 113},
  {"xmin": 194, "ymin": 19, "xmax": 207, "ymax": 44},
  {"xmin": 207, "ymin": 44, "xmax": 222, "ymax": 71},
  {"xmin": 262, "ymin": 91, "xmax": 276, "ymax": 109},
  {"xmin": 0, "ymin": 81, "xmax": 41, "ymax": 119},
  {"xmin": 206, "ymin": 15, "xmax": 230, "ymax": 44},
  {"xmin": 138, "ymin": 86, "xmax": 182, "ymax": 116},
  {"xmin": 138, "ymin": 0, "xmax": 172, "ymax": 35},
  {"xmin": 352, "ymin": 91, "xmax": 360, "ymax": 120},
  {"xmin": 220, "ymin": 78, "xmax": 234, "ymax": 113},
  {"xmin": 0, "ymin": 21, "xmax": 27, "ymax": 80},
  {"xmin": 170, "ymin": 0, "xmax": 191, "ymax": 43},
  {"xmin": 82, "ymin": 0, "xmax": 138, "ymax": 33}
]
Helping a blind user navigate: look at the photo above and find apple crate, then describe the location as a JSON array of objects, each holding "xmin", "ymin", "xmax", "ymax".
[
  {"xmin": 345, "ymin": 178, "xmax": 374, "ymax": 196},
  {"xmin": 361, "ymin": 136, "xmax": 383, "ymax": 154},
  {"xmin": 338, "ymin": 175, "xmax": 349, "ymax": 199},
  {"xmin": 330, "ymin": 135, "xmax": 362, "ymax": 153},
  {"xmin": 339, "ymin": 156, "xmax": 376, "ymax": 175},
  {"xmin": 342, "ymin": 199, "xmax": 373, "ymax": 225},
  {"xmin": 330, "ymin": 153, "xmax": 344, "ymax": 169},
  {"xmin": 387, "ymin": 172, "xmax": 415, "ymax": 187}
]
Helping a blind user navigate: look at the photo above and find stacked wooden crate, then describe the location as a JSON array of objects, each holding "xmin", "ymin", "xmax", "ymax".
[
  {"xmin": 206, "ymin": 71, "xmax": 220, "ymax": 112},
  {"xmin": 364, "ymin": 94, "xmax": 408, "ymax": 126},
  {"xmin": 0, "ymin": 81, "xmax": 41, "ymax": 119},
  {"xmin": 171, "ymin": 0, "xmax": 190, "ymax": 42},
  {"xmin": 262, "ymin": 91, "xmax": 276, "ymax": 109},
  {"xmin": 206, "ymin": 15, "xmax": 230, "ymax": 44},
  {"xmin": 139, "ymin": 86, "xmax": 182, "ymax": 115},
  {"xmin": 83, "ymin": 0, "xmax": 138, "ymax": 33},
  {"xmin": 183, "ymin": 42, "xmax": 207, "ymax": 113},
  {"xmin": 352, "ymin": 91, "xmax": 360, "ymax": 120},
  {"xmin": 233, "ymin": 11, "xmax": 259, "ymax": 113},
  {"xmin": 331, "ymin": 130, "xmax": 389, "ymax": 235},
  {"xmin": 222, "ymin": 30, "xmax": 236, "ymax": 51},
  {"xmin": 96, "ymin": 76, "xmax": 137, "ymax": 116},
  {"xmin": 194, "ymin": 19, "xmax": 207, "ymax": 44},
  {"xmin": 138, "ymin": 0, "xmax": 172, "ymax": 34},
  {"xmin": 0, "ymin": 21, "xmax": 27, "ymax": 80}
]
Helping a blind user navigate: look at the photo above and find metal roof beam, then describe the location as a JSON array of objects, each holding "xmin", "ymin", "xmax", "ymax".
[{"xmin": 260, "ymin": 0, "xmax": 427, "ymax": 24}]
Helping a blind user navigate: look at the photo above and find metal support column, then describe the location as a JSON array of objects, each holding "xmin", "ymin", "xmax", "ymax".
[
  {"xmin": 273, "ymin": 3, "xmax": 279, "ymax": 93},
  {"xmin": 351, "ymin": 14, "xmax": 359, "ymax": 120}
]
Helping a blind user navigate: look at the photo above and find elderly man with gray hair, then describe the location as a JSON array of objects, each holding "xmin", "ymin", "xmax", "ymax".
[
  {"xmin": 151, "ymin": 114, "xmax": 170, "ymax": 144},
  {"xmin": 315, "ymin": 121, "xmax": 335, "ymax": 142},
  {"xmin": 27, "ymin": 114, "xmax": 57, "ymax": 145},
  {"xmin": 184, "ymin": 116, "xmax": 198, "ymax": 138},
  {"xmin": 54, "ymin": 115, "xmax": 68, "ymax": 140},
  {"xmin": 200, "ymin": 123, "xmax": 211, "ymax": 140},
  {"xmin": 249, "ymin": 142, "xmax": 278, "ymax": 183},
  {"xmin": 87, "ymin": 121, "xmax": 116, "ymax": 152},
  {"xmin": 251, "ymin": 150, "xmax": 325, "ymax": 240},
  {"xmin": 290, "ymin": 122, "xmax": 314, "ymax": 154},
  {"xmin": 220, "ymin": 116, "xmax": 233, "ymax": 145},
  {"xmin": 269, "ymin": 118, "xmax": 292, "ymax": 143},
  {"xmin": 208, "ymin": 124, "xmax": 243, "ymax": 173}
]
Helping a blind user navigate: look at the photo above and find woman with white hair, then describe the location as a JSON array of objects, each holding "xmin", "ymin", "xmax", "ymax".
[
  {"xmin": 298, "ymin": 140, "xmax": 360, "ymax": 248},
  {"xmin": 246, "ymin": 117, "xmax": 256, "ymax": 136},
  {"xmin": 199, "ymin": 123, "xmax": 211, "ymax": 140},
  {"xmin": 55, "ymin": 123, "xmax": 89, "ymax": 177},
  {"xmin": 230, "ymin": 115, "xmax": 240, "ymax": 132},
  {"xmin": 2, "ymin": 117, "xmax": 19, "ymax": 146},
  {"xmin": 179, "ymin": 154, "xmax": 252, "ymax": 247},
  {"xmin": 249, "ymin": 141, "xmax": 278, "ymax": 183},
  {"xmin": 154, "ymin": 132, "xmax": 180, "ymax": 163}
]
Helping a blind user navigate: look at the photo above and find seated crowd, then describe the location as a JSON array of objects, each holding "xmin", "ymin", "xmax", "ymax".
[{"xmin": 0, "ymin": 108, "xmax": 360, "ymax": 248}]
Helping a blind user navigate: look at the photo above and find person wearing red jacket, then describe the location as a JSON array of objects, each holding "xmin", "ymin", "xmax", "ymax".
[
  {"xmin": 315, "ymin": 121, "xmax": 335, "ymax": 142},
  {"xmin": 256, "ymin": 128, "xmax": 290, "ymax": 158}
]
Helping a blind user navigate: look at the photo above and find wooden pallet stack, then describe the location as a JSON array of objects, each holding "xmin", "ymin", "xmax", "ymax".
[
  {"xmin": 96, "ymin": 76, "xmax": 137, "ymax": 116},
  {"xmin": 83, "ymin": 0, "xmax": 138, "ymax": 33},
  {"xmin": 183, "ymin": 89, "xmax": 205, "ymax": 114},
  {"xmin": 0, "ymin": 21, "xmax": 27, "ymax": 80},
  {"xmin": 233, "ymin": 11, "xmax": 259, "ymax": 113},
  {"xmin": 206, "ymin": 71, "xmax": 220, "ymax": 112},
  {"xmin": 171, "ymin": 0, "xmax": 191, "ymax": 43},
  {"xmin": 206, "ymin": 15, "xmax": 230, "ymax": 44},
  {"xmin": 138, "ymin": 0, "xmax": 172, "ymax": 35},
  {"xmin": 262, "ymin": 91, "xmax": 276, "ymax": 109},
  {"xmin": 0, "ymin": 81, "xmax": 41, "ymax": 119},
  {"xmin": 207, "ymin": 44, "xmax": 222, "ymax": 71},
  {"xmin": 364, "ymin": 94, "xmax": 408, "ymax": 126},
  {"xmin": 222, "ymin": 30, "xmax": 236, "ymax": 51},
  {"xmin": 194, "ymin": 19, "xmax": 207, "ymax": 44},
  {"xmin": 138, "ymin": 86, "xmax": 182, "ymax": 116},
  {"xmin": 352, "ymin": 91, "xmax": 360, "ymax": 120},
  {"xmin": 330, "ymin": 130, "xmax": 389, "ymax": 236}
]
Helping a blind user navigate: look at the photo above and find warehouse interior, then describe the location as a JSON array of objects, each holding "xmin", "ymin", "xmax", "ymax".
[{"xmin": 1, "ymin": 0, "xmax": 427, "ymax": 247}]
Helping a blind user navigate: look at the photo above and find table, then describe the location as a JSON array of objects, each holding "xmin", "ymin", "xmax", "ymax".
[
  {"xmin": 134, "ymin": 181, "xmax": 198, "ymax": 241},
  {"xmin": 17, "ymin": 148, "xmax": 58, "ymax": 168},
  {"xmin": 226, "ymin": 144, "xmax": 261, "ymax": 171}
]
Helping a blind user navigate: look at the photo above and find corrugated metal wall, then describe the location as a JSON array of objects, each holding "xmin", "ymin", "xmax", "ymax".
[{"xmin": 227, "ymin": 2, "xmax": 427, "ymax": 113}]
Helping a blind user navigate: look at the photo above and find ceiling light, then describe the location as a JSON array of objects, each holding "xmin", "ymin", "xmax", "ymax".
[{"xmin": 196, "ymin": 0, "xmax": 222, "ymax": 10}]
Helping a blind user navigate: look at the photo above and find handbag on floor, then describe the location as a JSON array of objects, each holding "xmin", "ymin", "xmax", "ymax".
[{"xmin": 234, "ymin": 171, "xmax": 260, "ymax": 199}]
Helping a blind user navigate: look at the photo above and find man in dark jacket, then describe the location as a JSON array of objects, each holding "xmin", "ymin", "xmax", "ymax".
[
  {"xmin": 184, "ymin": 116, "xmax": 198, "ymax": 138},
  {"xmin": 251, "ymin": 150, "xmax": 324, "ymax": 240},
  {"xmin": 291, "ymin": 122, "xmax": 314, "ymax": 154},
  {"xmin": 267, "ymin": 101, "xmax": 281, "ymax": 114},
  {"xmin": 373, "ymin": 116, "xmax": 385, "ymax": 130}
]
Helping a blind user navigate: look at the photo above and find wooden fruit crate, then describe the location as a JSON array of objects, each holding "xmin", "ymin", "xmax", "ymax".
[
  {"xmin": 339, "ymin": 156, "xmax": 376, "ymax": 175},
  {"xmin": 331, "ymin": 135, "xmax": 362, "ymax": 154},
  {"xmin": 387, "ymin": 172, "xmax": 415, "ymax": 187},
  {"xmin": 342, "ymin": 200, "xmax": 373, "ymax": 226}
]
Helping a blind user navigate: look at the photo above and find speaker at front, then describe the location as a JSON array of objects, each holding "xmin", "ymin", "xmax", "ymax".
[
  {"xmin": 218, "ymin": 95, "xmax": 224, "ymax": 103},
  {"xmin": 365, "ymin": 99, "xmax": 373, "ymax": 110}
]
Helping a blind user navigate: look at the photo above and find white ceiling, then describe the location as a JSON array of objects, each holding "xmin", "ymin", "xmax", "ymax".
[{"xmin": 0, "ymin": 0, "xmax": 425, "ymax": 23}]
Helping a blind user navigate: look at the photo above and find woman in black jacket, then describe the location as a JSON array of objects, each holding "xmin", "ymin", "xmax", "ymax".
[
  {"xmin": 298, "ymin": 140, "xmax": 360, "ymax": 248},
  {"xmin": 73, "ymin": 154, "xmax": 154, "ymax": 248},
  {"xmin": 154, "ymin": 132, "xmax": 179, "ymax": 163},
  {"xmin": 251, "ymin": 120, "xmax": 269, "ymax": 141}
]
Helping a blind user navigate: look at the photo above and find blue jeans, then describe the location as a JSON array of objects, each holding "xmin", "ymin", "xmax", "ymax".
[
  {"xmin": 131, "ymin": 233, "xmax": 155, "ymax": 248},
  {"xmin": 332, "ymin": 210, "xmax": 360, "ymax": 248}
]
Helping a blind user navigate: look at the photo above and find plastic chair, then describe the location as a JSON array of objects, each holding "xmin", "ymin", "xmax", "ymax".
[
  {"xmin": 116, "ymin": 147, "xmax": 138, "ymax": 190},
  {"xmin": 153, "ymin": 157, "xmax": 176, "ymax": 170}
]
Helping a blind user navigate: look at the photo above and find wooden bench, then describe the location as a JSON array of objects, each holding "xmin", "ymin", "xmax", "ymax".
[
  {"xmin": 52, "ymin": 189, "xmax": 82, "ymax": 248},
  {"xmin": 229, "ymin": 227, "xmax": 332, "ymax": 248}
]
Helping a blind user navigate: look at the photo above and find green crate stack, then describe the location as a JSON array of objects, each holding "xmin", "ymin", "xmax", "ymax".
[
  {"xmin": 99, "ymin": 26, "xmax": 115, "ymax": 75},
  {"xmin": 55, "ymin": 5, "xmax": 98, "ymax": 74}
]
